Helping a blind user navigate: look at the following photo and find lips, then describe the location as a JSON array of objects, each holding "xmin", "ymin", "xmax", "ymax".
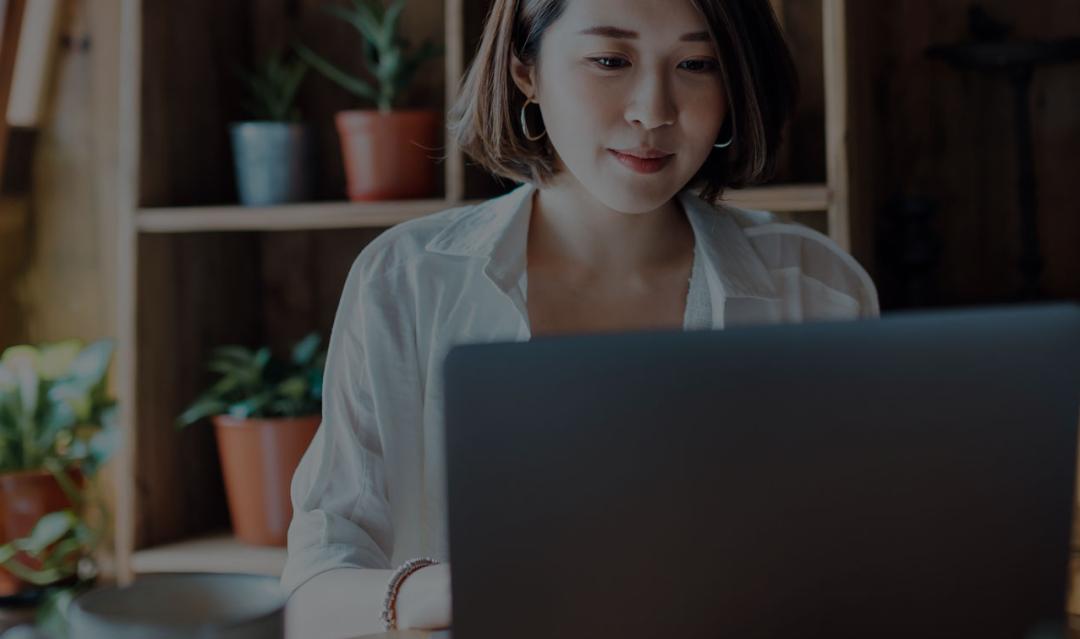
[{"xmin": 609, "ymin": 149, "xmax": 674, "ymax": 174}]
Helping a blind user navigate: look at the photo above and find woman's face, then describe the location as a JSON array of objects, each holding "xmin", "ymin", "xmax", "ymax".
[{"xmin": 512, "ymin": 0, "xmax": 728, "ymax": 214}]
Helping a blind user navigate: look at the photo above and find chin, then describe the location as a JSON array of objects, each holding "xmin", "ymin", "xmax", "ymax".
[{"xmin": 593, "ymin": 178, "xmax": 682, "ymax": 215}]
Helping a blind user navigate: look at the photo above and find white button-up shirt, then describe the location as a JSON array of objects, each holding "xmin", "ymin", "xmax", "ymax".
[{"xmin": 281, "ymin": 182, "xmax": 880, "ymax": 595}]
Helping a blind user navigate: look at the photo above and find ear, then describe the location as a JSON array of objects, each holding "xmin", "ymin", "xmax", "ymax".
[{"xmin": 509, "ymin": 52, "xmax": 538, "ymax": 100}]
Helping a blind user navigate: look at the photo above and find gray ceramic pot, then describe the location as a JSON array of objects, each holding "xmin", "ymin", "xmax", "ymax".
[
  {"xmin": 68, "ymin": 573, "xmax": 286, "ymax": 639},
  {"xmin": 229, "ymin": 121, "xmax": 313, "ymax": 206}
]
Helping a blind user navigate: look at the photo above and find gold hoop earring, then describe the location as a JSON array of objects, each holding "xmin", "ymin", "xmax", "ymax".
[
  {"xmin": 714, "ymin": 116, "xmax": 734, "ymax": 149},
  {"xmin": 520, "ymin": 98, "xmax": 547, "ymax": 141}
]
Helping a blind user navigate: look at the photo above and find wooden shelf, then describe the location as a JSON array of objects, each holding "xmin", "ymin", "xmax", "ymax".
[
  {"xmin": 131, "ymin": 532, "xmax": 287, "ymax": 577},
  {"xmin": 134, "ymin": 186, "xmax": 828, "ymax": 234},
  {"xmin": 724, "ymin": 184, "xmax": 830, "ymax": 213},
  {"xmin": 136, "ymin": 198, "xmax": 470, "ymax": 233}
]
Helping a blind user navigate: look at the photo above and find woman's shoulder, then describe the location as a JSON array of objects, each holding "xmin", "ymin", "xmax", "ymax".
[
  {"xmin": 344, "ymin": 199, "xmax": 493, "ymax": 289},
  {"xmin": 717, "ymin": 201, "xmax": 880, "ymax": 317}
]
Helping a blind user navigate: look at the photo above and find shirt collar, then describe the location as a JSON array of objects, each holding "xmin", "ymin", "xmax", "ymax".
[{"xmin": 424, "ymin": 182, "xmax": 779, "ymax": 302}]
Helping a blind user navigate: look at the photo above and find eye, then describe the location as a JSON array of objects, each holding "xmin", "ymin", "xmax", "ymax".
[
  {"xmin": 679, "ymin": 59, "xmax": 720, "ymax": 73},
  {"xmin": 589, "ymin": 56, "xmax": 630, "ymax": 70}
]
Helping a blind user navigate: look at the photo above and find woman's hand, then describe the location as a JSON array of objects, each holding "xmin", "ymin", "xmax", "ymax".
[{"xmin": 395, "ymin": 562, "xmax": 452, "ymax": 630}]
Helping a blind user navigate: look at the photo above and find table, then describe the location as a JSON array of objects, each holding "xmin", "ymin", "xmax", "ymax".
[
  {"xmin": 357, "ymin": 621, "xmax": 1080, "ymax": 638},
  {"xmin": 357, "ymin": 632, "xmax": 445, "ymax": 638}
]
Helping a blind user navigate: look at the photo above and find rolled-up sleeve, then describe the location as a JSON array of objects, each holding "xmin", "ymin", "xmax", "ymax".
[{"xmin": 281, "ymin": 250, "xmax": 419, "ymax": 596}]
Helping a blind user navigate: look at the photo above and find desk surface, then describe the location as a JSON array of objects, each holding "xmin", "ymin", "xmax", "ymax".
[
  {"xmin": 359, "ymin": 632, "xmax": 447, "ymax": 639},
  {"xmin": 359, "ymin": 622, "xmax": 1080, "ymax": 638}
]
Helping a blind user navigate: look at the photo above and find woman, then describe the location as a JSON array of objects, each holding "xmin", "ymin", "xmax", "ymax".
[{"xmin": 284, "ymin": 0, "xmax": 879, "ymax": 635}]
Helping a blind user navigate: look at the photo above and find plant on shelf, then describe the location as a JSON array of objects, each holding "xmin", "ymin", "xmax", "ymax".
[
  {"xmin": 294, "ymin": 0, "xmax": 444, "ymax": 201},
  {"xmin": 229, "ymin": 48, "xmax": 314, "ymax": 207},
  {"xmin": 0, "ymin": 339, "xmax": 118, "ymax": 633},
  {"xmin": 177, "ymin": 333, "xmax": 326, "ymax": 547}
]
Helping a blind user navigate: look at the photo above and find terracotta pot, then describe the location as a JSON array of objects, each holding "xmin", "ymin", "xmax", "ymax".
[
  {"xmin": 212, "ymin": 415, "xmax": 320, "ymax": 547},
  {"xmin": 335, "ymin": 109, "xmax": 440, "ymax": 201},
  {"xmin": 0, "ymin": 468, "xmax": 81, "ymax": 597}
]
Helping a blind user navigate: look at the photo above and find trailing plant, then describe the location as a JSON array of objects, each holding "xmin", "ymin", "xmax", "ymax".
[{"xmin": 0, "ymin": 340, "xmax": 118, "ymax": 637}]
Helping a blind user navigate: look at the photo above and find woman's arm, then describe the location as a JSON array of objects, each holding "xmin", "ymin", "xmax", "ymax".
[
  {"xmin": 283, "ymin": 251, "xmax": 445, "ymax": 636},
  {"xmin": 286, "ymin": 568, "xmax": 393, "ymax": 638},
  {"xmin": 286, "ymin": 564, "xmax": 452, "ymax": 638}
]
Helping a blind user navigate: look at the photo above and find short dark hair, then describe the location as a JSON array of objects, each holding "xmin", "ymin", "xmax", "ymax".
[{"xmin": 448, "ymin": 0, "xmax": 798, "ymax": 203}]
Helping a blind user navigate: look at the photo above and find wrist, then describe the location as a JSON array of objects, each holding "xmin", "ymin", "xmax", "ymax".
[{"xmin": 381, "ymin": 558, "xmax": 440, "ymax": 630}]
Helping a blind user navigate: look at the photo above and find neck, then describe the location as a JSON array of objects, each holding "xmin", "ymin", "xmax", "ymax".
[{"xmin": 527, "ymin": 178, "xmax": 694, "ymax": 278}]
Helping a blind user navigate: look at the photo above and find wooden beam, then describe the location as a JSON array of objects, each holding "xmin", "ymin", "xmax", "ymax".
[
  {"xmin": 113, "ymin": 0, "xmax": 140, "ymax": 585},
  {"xmin": 823, "ymin": 0, "xmax": 851, "ymax": 251},
  {"xmin": 0, "ymin": 0, "xmax": 26, "ymax": 181},
  {"xmin": 6, "ymin": 0, "xmax": 61, "ymax": 128},
  {"xmin": 445, "ymin": 0, "xmax": 464, "ymax": 202}
]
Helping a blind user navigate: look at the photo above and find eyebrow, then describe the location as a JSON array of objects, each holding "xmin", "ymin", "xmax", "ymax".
[{"xmin": 579, "ymin": 26, "xmax": 712, "ymax": 42}]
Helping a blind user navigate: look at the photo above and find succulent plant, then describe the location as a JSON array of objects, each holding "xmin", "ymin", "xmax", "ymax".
[
  {"xmin": 234, "ymin": 49, "xmax": 309, "ymax": 122},
  {"xmin": 294, "ymin": 0, "xmax": 443, "ymax": 112},
  {"xmin": 177, "ymin": 332, "xmax": 326, "ymax": 427}
]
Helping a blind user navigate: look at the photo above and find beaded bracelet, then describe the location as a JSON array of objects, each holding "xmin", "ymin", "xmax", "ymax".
[{"xmin": 380, "ymin": 557, "xmax": 441, "ymax": 630}]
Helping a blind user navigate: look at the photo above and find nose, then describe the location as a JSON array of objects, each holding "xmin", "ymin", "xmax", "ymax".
[{"xmin": 624, "ymin": 68, "xmax": 677, "ymax": 130}]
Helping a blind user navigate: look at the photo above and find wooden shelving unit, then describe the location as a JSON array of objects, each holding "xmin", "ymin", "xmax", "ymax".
[
  {"xmin": 134, "ymin": 185, "xmax": 832, "ymax": 234},
  {"xmin": 110, "ymin": 0, "xmax": 851, "ymax": 582}
]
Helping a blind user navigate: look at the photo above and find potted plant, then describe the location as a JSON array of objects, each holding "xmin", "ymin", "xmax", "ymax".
[
  {"xmin": 0, "ymin": 340, "xmax": 117, "ymax": 602},
  {"xmin": 177, "ymin": 333, "xmax": 325, "ymax": 547},
  {"xmin": 230, "ymin": 49, "xmax": 313, "ymax": 206},
  {"xmin": 295, "ymin": 0, "xmax": 443, "ymax": 201}
]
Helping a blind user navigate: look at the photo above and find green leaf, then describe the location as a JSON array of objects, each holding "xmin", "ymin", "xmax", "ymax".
[
  {"xmin": 176, "ymin": 396, "xmax": 228, "ymax": 428},
  {"xmin": 65, "ymin": 340, "xmax": 113, "ymax": 390},
  {"xmin": 325, "ymin": 3, "xmax": 382, "ymax": 47},
  {"xmin": 21, "ymin": 511, "xmax": 77, "ymax": 555},
  {"xmin": 277, "ymin": 376, "xmax": 307, "ymax": 400},
  {"xmin": 37, "ymin": 340, "xmax": 83, "ymax": 380},
  {"xmin": 254, "ymin": 347, "xmax": 272, "ymax": 373},
  {"xmin": 48, "ymin": 381, "xmax": 92, "ymax": 422},
  {"xmin": 227, "ymin": 391, "xmax": 272, "ymax": 419},
  {"xmin": 1, "ymin": 344, "xmax": 41, "ymax": 373},
  {"xmin": 83, "ymin": 426, "xmax": 119, "ymax": 476},
  {"xmin": 291, "ymin": 333, "xmax": 322, "ymax": 366},
  {"xmin": 294, "ymin": 42, "xmax": 378, "ymax": 102},
  {"xmin": 382, "ymin": 0, "xmax": 406, "ymax": 50},
  {"xmin": 233, "ymin": 50, "xmax": 309, "ymax": 122},
  {"xmin": 207, "ymin": 358, "xmax": 245, "ymax": 376},
  {"xmin": 37, "ymin": 585, "xmax": 80, "ymax": 638},
  {"xmin": 0, "ymin": 362, "xmax": 15, "ymax": 392},
  {"xmin": 210, "ymin": 345, "xmax": 255, "ymax": 366},
  {"xmin": 11, "ymin": 356, "xmax": 40, "ymax": 419}
]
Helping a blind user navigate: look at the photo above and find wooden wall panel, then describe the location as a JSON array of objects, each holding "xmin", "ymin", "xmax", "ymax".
[
  {"xmin": 134, "ymin": 233, "xmax": 263, "ymax": 549},
  {"xmin": 776, "ymin": 0, "xmax": 825, "ymax": 185},
  {"xmin": 138, "ymin": 0, "xmax": 249, "ymax": 207},
  {"xmin": 260, "ymin": 228, "xmax": 384, "ymax": 358},
  {"xmin": 848, "ymin": 0, "xmax": 1080, "ymax": 306}
]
